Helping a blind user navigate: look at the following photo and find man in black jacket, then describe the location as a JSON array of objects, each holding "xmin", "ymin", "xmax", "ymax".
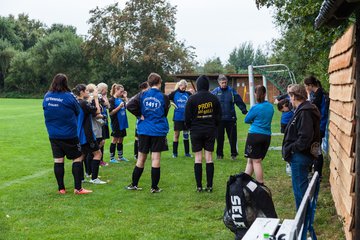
[
  {"xmin": 185, "ymin": 75, "xmax": 222, "ymax": 192},
  {"xmin": 282, "ymin": 84, "xmax": 320, "ymax": 209}
]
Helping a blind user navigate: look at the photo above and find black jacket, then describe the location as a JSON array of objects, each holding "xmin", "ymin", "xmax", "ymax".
[
  {"xmin": 282, "ymin": 101, "xmax": 320, "ymax": 162},
  {"xmin": 185, "ymin": 75, "xmax": 221, "ymax": 135}
]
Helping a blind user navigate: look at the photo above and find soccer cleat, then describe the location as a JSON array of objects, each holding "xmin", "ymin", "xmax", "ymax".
[
  {"xmin": 216, "ymin": 155, "xmax": 223, "ymax": 160},
  {"xmin": 125, "ymin": 184, "xmax": 142, "ymax": 190},
  {"xmin": 150, "ymin": 187, "xmax": 162, "ymax": 193},
  {"xmin": 196, "ymin": 187, "xmax": 203, "ymax": 192},
  {"xmin": 205, "ymin": 187, "xmax": 213, "ymax": 193},
  {"xmin": 100, "ymin": 161, "xmax": 109, "ymax": 166},
  {"xmin": 85, "ymin": 173, "xmax": 91, "ymax": 178},
  {"xmin": 185, "ymin": 153, "xmax": 192, "ymax": 157},
  {"xmin": 118, "ymin": 156, "xmax": 129, "ymax": 162},
  {"xmin": 89, "ymin": 178, "xmax": 107, "ymax": 184},
  {"xmin": 172, "ymin": 153, "xmax": 178, "ymax": 158},
  {"xmin": 58, "ymin": 189, "xmax": 66, "ymax": 194},
  {"xmin": 110, "ymin": 158, "xmax": 120, "ymax": 163},
  {"xmin": 74, "ymin": 188, "xmax": 93, "ymax": 195}
]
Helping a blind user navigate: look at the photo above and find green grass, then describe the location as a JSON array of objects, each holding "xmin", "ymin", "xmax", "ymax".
[{"xmin": 0, "ymin": 98, "xmax": 344, "ymax": 239}]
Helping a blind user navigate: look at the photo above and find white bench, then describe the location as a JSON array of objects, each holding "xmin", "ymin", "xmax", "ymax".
[{"xmin": 243, "ymin": 172, "xmax": 320, "ymax": 240}]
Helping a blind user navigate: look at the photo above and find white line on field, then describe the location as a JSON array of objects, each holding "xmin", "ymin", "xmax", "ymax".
[{"xmin": 0, "ymin": 169, "xmax": 52, "ymax": 190}]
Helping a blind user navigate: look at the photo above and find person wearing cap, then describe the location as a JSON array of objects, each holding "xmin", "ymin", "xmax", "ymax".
[
  {"xmin": 282, "ymin": 84, "xmax": 320, "ymax": 209},
  {"xmin": 185, "ymin": 75, "xmax": 221, "ymax": 192},
  {"xmin": 211, "ymin": 74, "xmax": 248, "ymax": 160}
]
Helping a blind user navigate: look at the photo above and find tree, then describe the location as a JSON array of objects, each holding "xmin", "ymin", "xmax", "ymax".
[
  {"xmin": 203, "ymin": 57, "xmax": 224, "ymax": 74},
  {"xmin": 6, "ymin": 30, "xmax": 89, "ymax": 94},
  {"xmin": 227, "ymin": 42, "xmax": 268, "ymax": 73},
  {"xmin": 85, "ymin": 0, "xmax": 196, "ymax": 94},
  {"xmin": 254, "ymin": 0, "xmax": 347, "ymax": 88}
]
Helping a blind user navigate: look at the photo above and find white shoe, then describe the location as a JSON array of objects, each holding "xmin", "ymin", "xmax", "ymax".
[{"xmin": 89, "ymin": 178, "xmax": 107, "ymax": 184}]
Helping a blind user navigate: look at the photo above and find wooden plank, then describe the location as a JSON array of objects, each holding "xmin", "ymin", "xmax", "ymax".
[
  {"xmin": 329, "ymin": 65, "xmax": 355, "ymax": 85},
  {"xmin": 329, "ymin": 158, "xmax": 355, "ymax": 195},
  {"xmin": 329, "ymin": 100, "xmax": 355, "ymax": 121},
  {"xmin": 329, "ymin": 25, "xmax": 355, "ymax": 58},
  {"xmin": 328, "ymin": 48, "xmax": 354, "ymax": 73},
  {"xmin": 329, "ymin": 84, "xmax": 355, "ymax": 102},
  {"xmin": 329, "ymin": 172, "xmax": 354, "ymax": 232},
  {"xmin": 328, "ymin": 121, "xmax": 355, "ymax": 157},
  {"xmin": 329, "ymin": 133, "xmax": 355, "ymax": 173},
  {"xmin": 329, "ymin": 111, "xmax": 355, "ymax": 136}
]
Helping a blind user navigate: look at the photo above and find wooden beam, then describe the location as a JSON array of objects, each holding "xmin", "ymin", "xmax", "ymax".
[
  {"xmin": 329, "ymin": 25, "xmax": 355, "ymax": 59},
  {"xmin": 329, "ymin": 84, "xmax": 355, "ymax": 102},
  {"xmin": 329, "ymin": 100, "xmax": 355, "ymax": 121},
  {"xmin": 329, "ymin": 133, "xmax": 356, "ymax": 173},
  {"xmin": 329, "ymin": 64, "xmax": 355, "ymax": 85},
  {"xmin": 329, "ymin": 111, "xmax": 355, "ymax": 136},
  {"xmin": 329, "ymin": 171, "xmax": 354, "ymax": 222},
  {"xmin": 330, "ymin": 156, "xmax": 355, "ymax": 195},
  {"xmin": 328, "ymin": 121, "xmax": 355, "ymax": 157},
  {"xmin": 328, "ymin": 48, "xmax": 354, "ymax": 73}
]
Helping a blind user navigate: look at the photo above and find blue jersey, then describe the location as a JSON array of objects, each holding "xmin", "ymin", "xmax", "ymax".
[
  {"xmin": 109, "ymin": 97, "xmax": 129, "ymax": 132},
  {"xmin": 168, "ymin": 89, "xmax": 191, "ymax": 121},
  {"xmin": 43, "ymin": 91, "xmax": 80, "ymax": 139},
  {"xmin": 245, "ymin": 101, "xmax": 274, "ymax": 136},
  {"xmin": 127, "ymin": 88, "xmax": 170, "ymax": 136},
  {"xmin": 77, "ymin": 99, "xmax": 96, "ymax": 145}
]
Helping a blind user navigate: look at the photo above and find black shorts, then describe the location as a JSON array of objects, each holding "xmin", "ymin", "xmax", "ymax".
[
  {"xmin": 138, "ymin": 135, "xmax": 168, "ymax": 153},
  {"xmin": 174, "ymin": 121, "xmax": 188, "ymax": 131},
  {"xmin": 111, "ymin": 129, "xmax": 127, "ymax": 138},
  {"xmin": 50, "ymin": 138, "xmax": 82, "ymax": 160},
  {"xmin": 81, "ymin": 141, "xmax": 100, "ymax": 154},
  {"xmin": 102, "ymin": 125, "xmax": 110, "ymax": 139},
  {"xmin": 244, "ymin": 133, "xmax": 271, "ymax": 159},
  {"xmin": 190, "ymin": 133, "xmax": 216, "ymax": 152}
]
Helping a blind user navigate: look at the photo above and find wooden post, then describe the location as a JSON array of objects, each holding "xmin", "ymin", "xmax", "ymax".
[{"xmin": 354, "ymin": 11, "xmax": 360, "ymax": 240}]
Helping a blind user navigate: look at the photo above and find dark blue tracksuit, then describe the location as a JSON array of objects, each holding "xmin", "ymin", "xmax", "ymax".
[{"xmin": 211, "ymin": 86, "xmax": 247, "ymax": 157}]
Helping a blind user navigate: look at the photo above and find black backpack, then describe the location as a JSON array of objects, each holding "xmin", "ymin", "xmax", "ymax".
[{"xmin": 223, "ymin": 172, "xmax": 278, "ymax": 239}]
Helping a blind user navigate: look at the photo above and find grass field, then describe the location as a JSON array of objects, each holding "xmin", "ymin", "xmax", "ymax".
[{"xmin": 0, "ymin": 98, "xmax": 345, "ymax": 240}]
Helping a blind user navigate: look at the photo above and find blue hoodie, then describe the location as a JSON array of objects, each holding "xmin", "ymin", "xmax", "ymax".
[
  {"xmin": 43, "ymin": 91, "xmax": 80, "ymax": 139},
  {"xmin": 127, "ymin": 88, "xmax": 170, "ymax": 136}
]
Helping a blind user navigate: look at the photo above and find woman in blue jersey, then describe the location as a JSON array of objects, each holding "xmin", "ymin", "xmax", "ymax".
[
  {"xmin": 109, "ymin": 84, "xmax": 129, "ymax": 163},
  {"xmin": 244, "ymin": 85, "xmax": 274, "ymax": 184},
  {"xmin": 126, "ymin": 72, "xmax": 170, "ymax": 193},
  {"xmin": 168, "ymin": 79, "xmax": 192, "ymax": 158},
  {"xmin": 73, "ymin": 84, "xmax": 106, "ymax": 185},
  {"xmin": 43, "ymin": 73, "xmax": 92, "ymax": 194}
]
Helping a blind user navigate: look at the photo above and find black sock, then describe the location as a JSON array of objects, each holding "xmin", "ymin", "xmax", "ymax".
[
  {"xmin": 110, "ymin": 143, "xmax": 116, "ymax": 159},
  {"xmin": 134, "ymin": 140, "xmax": 139, "ymax": 157},
  {"xmin": 173, "ymin": 141, "xmax": 178, "ymax": 155},
  {"xmin": 54, "ymin": 163, "xmax": 65, "ymax": 190},
  {"xmin": 132, "ymin": 166, "xmax": 144, "ymax": 187},
  {"xmin": 184, "ymin": 140, "xmax": 190, "ymax": 154},
  {"xmin": 91, "ymin": 159, "xmax": 101, "ymax": 180},
  {"xmin": 72, "ymin": 162, "xmax": 83, "ymax": 190},
  {"xmin": 206, "ymin": 162, "xmax": 214, "ymax": 188},
  {"xmin": 85, "ymin": 153, "xmax": 93, "ymax": 175},
  {"xmin": 194, "ymin": 163, "xmax": 202, "ymax": 188},
  {"xmin": 151, "ymin": 167, "xmax": 161, "ymax": 189},
  {"xmin": 117, "ymin": 143, "xmax": 123, "ymax": 158},
  {"xmin": 100, "ymin": 146, "xmax": 104, "ymax": 161}
]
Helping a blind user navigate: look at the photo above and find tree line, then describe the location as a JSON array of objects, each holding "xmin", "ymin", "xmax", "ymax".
[{"xmin": 1, "ymin": 0, "xmax": 345, "ymax": 97}]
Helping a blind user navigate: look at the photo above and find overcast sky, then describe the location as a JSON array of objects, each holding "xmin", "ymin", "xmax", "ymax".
[{"xmin": 1, "ymin": 0, "xmax": 279, "ymax": 63}]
